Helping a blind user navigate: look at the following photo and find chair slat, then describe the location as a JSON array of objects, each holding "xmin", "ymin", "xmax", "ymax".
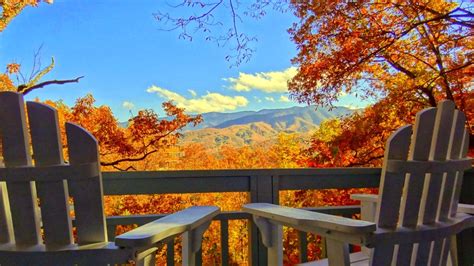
[
  {"xmin": 0, "ymin": 92, "xmax": 41, "ymax": 245},
  {"xmin": 0, "ymin": 182, "xmax": 13, "ymax": 243},
  {"xmin": 66, "ymin": 123, "xmax": 107, "ymax": 244},
  {"xmin": 439, "ymin": 110, "xmax": 466, "ymax": 221},
  {"xmin": 376, "ymin": 125, "xmax": 412, "ymax": 228},
  {"xmin": 369, "ymin": 126, "xmax": 411, "ymax": 266},
  {"xmin": 429, "ymin": 240, "xmax": 444, "ymax": 265},
  {"xmin": 410, "ymin": 101, "xmax": 455, "ymax": 265},
  {"xmin": 395, "ymin": 108, "xmax": 436, "ymax": 265},
  {"xmin": 396, "ymin": 244, "xmax": 413, "ymax": 265},
  {"xmin": 450, "ymin": 127, "xmax": 470, "ymax": 216},
  {"xmin": 415, "ymin": 241, "xmax": 431, "ymax": 265},
  {"xmin": 27, "ymin": 102, "xmax": 73, "ymax": 246},
  {"xmin": 370, "ymin": 244, "xmax": 394, "ymax": 266},
  {"xmin": 421, "ymin": 100, "xmax": 455, "ymax": 224},
  {"xmin": 418, "ymin": 102, "xmax": 456, "ymax": 262},
  {"xmin": 440, "ymin": 237, "xmax": 451, "ymax": 266},
  {"xmin": 399, "ymin": 107, "xmax": 436, "ymax": 228}
]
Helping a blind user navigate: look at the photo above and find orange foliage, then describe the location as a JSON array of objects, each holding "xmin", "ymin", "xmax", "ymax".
[
  {"xmin": 289, "ymin": 0, "xmax": 473, "ymax": 111},
  {"xmin": 6, "ymin": 63, "xmax": 20, "ymax": 74},
  {"xmin": 304, "ymin": 98, "xmax": 417, "ymax": 168},
  {"xmin": 43, "ymin": 95, "xmax": 202, "ymax": 170},
  {"xmin": 0, "ymin": 74, "xmax": 16, "ymax": 91},
  {"xmin": 288, "ymin": 0, "xmax": 473, "ymax": 168},
  {"xmin": 0, "ymin": 0, "xmax": 51, "ymax": 32}
]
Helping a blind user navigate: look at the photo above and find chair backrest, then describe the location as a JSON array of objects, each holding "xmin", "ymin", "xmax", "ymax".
[
  {"xmin": 373, "ymin": 100, "xmax": 471, "ymax": 265},
  {"xmin": 0, "ymin": 92, "xmax": 107, "ymax": 247}
]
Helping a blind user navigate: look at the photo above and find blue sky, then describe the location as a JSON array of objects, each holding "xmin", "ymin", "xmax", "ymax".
[{"xmin": 1, "ymin": 0, "xmax": 364, "ymax": 121}]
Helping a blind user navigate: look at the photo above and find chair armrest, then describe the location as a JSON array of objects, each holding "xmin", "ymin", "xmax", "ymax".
[
  {"xmin": 243, "ymin": 203, "xmax": 376, "ymax": 235},
  {"xmin": 351, "ymin": 194, "xmax": 378, "ymax": 203},
  {"xmin": 351, "ymin": 194, "xmax": 474, "ymax": 215},
  {"xmin": 115, "ymin": 206, "xmax": 219, "ymax": 248},
  {"xmin": 351, "ymin": 194, "xmax": 378, "ymax": 222},
  {"xmin": 458, "ymin": 203, "xmax": 474, "ymax": 214}
]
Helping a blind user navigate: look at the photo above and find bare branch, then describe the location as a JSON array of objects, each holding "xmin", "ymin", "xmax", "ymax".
[
  {"xmin": 112, "ymin": 165, "xmax": 137, "ymax": 171},
  {"xmin": 153, "ymin": 0, "xmax": 288, "ymax": 66},
  {"xmin": 101, "ymin": 149, "xmax": 160, "ymax": 167},
  {"xmin": 29, "ymin": 44, "xmax": 44, "ymax": 82},
  {"xmin": 19, "ymin": 76, "xmax": 84, "ymax": 95}
]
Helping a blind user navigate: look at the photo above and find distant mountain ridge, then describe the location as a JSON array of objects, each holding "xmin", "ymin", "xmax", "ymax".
[
  {"xmin": 186, "ymin": 105, "xmax": 353, "ymax": 132},
  {"xmin": 177, "ymin": 105, "xmax": 354, "ymax": 149}
]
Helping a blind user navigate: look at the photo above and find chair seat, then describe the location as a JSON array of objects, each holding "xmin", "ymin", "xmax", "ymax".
[{"xmin": 298, "ymin": 251, "xmax": 369, "ymax": 266}]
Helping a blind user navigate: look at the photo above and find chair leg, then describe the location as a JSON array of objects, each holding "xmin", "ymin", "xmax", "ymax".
[
  {"xmin": 267, "ymin": 224, "xmax": 283, "ymax": 266},
  {"xmin": 326, "ymin": 238, "xmax": 350, "ymax": 266},
  {"xmin": 449, "ymin": 235, "xmax": 458, "ymax": 266},
  {"xmin": 136, "ymin": 252, "xmax": 156, "ymax": 266},
  {"xmin": 253, "ymin": 216, "xmax": 283, "ymax": 266},
  {"xmin": 135, "ymin": 247, "xmax": 159, "ymax": 266},
  {"xmin": 182, "ymin": 221, "xmax": 212, "ymax": 266}
]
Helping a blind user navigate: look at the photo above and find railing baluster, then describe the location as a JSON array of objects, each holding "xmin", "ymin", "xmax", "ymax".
[
  {"xmin": 298, "ymin": 230, "xmax": 308, "ymax": 263},
  {"xmin": 249, "ymin": 174, "xmax": 259, "ymax": 266},
  {"xmin": 107, "ymin": 224, "xmax": 116, "ymax": 241},
  {"xmin": 221, "ymin": 219, "xmax": 229, "ymax": 266},
  {"xmin": 196, "ymin": 247, "xmax": 202, "ymax": 266},
  {"xmin": 321, "ymin": 235, "xmax": 327, "ymax": 259},
  {"xmin": 166, "ymin": 238, "xmax": 174, "ymax": 266}
]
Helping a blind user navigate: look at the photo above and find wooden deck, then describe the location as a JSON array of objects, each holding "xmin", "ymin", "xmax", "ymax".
[{"xmin": 99, "ymin": 168, "xmax": 474, "ymax": 265}]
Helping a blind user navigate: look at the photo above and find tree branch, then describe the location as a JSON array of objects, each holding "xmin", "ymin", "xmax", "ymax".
[
  {"xmin": 112, "ymin": 165, "xmax": 137, "ymax": 172},
  {"xmin": 18, "ymin": 76, "xmax": 84, "ymax": 95},
  {"xmin": 101, "ymin": 149, "xmax": 160, "ymax": 167}
]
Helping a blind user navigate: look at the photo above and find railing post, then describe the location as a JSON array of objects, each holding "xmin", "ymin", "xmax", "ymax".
[
  {"xmin": 457, "ymin": 169, "xmax": 474, "ymax": 266},
  {"xmin": 248, "ymin": 171, "xmax": 279, "ymax": 266}
]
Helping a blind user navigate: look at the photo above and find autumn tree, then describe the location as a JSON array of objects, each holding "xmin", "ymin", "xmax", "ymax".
[
  {"xmin": 304, "ymin": 99, "xmax": 415, "ymax": 167},
  {"xmin": 45, "ymin": 95, "xmax": 202, "ymax": 171},
  {"xmin": 287, "ymin": 0, "xmax": 473, "ymax": 165},
  {"xmin": 288, "ymin": 1, "xmax": 473, "ymax": 111}
]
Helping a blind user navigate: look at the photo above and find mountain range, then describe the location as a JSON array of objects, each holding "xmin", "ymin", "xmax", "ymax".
[
  {"xmin": 179, "ymin": 105, "xmax": 353, "ymax": 148},
  {"xmin": 185, "ymin": 105, "xmax": 352, "ymax": 131}
]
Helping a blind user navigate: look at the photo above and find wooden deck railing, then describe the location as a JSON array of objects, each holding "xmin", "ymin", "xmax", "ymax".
[{"xmin": 101, "ymin": 168, "xmax": 474, "ymax": 266}]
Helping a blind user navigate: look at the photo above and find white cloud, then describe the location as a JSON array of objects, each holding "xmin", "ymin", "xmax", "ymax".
[
  {"xmin": 188, "ymin": 89, "xmax": 197, "ymax": 97},
  {"xmin": 225, "ymin": 67, "xmax": 297, "ymax": 93},
  {"xmin": 341, "ymin": 104, "xmax": 362, "ymax": 110},
  {"xmin": 122, "ymin": 101, "xmax": 135, "ymax": 110},
  {"xmin": 265, "ymin": 96, "xmax": 275, "ymax": 102},
  {"xmin": 147, "ymin": 85, "xmax": 248, "ymax": 113},
  {"xmin": 279, "ymin": 95, "xmax": 290, "ymax": 102}
]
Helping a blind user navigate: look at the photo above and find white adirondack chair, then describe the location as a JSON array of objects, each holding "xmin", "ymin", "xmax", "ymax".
[
  {"xmin": 0, "ymin": 91, "xmax": 220, "ymax": 265},
  {"xmin": 244, "ymin": 100, "xmax": 474, "ymax": 265}
]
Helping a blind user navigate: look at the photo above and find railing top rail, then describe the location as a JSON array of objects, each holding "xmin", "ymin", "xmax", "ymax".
[
  {"xmin": 102, "ymin": 167, "xmax": 383, "ymax": 179},
  {"xmin": 101, "ymin": 168, "xmax": 473, "ymax": 195}
]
